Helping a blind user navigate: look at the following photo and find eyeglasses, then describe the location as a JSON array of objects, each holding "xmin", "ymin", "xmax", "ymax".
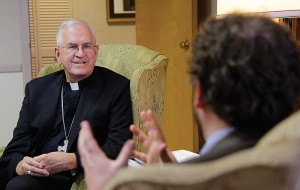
[{"xmin": 59, "ymin": 43, "xmax": 96, "ymax": 53}]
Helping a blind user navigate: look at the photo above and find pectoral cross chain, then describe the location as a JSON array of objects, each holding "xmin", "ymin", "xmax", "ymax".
[{"xmin": 57, "ymin": 139, "xmax": 68, "ymax": 152}]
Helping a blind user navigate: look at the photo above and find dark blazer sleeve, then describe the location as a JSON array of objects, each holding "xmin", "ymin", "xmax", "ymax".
[{"xmin": 100, "ymin": 78, "xmax": 133, "ymax": 158}]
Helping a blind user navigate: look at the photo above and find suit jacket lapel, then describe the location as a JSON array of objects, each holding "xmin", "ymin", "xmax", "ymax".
[
  {"xmin": 33, "ymin": 74, "xmax": 63, "ymax": 154},
  {"xmin": 67, "ymin": 70, "xmax": 104, "ymax": 151}
]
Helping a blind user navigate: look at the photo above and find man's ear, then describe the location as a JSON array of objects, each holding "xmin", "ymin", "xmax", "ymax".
[
  {"xmin": 55, "ymin": 47, "xmax": 61, "ymax": 64},
  {"xmin": 95, "ymin": 45, "xmax": 99, "ymax": 55},
  {"xmin": 194, "ymin": 81, "xmax": 204, "ymax": 108}
]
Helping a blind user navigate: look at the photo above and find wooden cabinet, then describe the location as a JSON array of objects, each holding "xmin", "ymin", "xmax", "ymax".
[{"xmin": 135, "ymin": 0, "xmax": 201, "ymax": 152}]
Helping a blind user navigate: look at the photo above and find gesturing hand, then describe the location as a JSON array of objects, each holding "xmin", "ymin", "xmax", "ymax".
[
  {"xmin": 78, "ymin": 121, "xmax": 135, "ymax": 190},
  {"xmin": 130, "ymin": 110, "xmax": 176, "ymax": 165}
]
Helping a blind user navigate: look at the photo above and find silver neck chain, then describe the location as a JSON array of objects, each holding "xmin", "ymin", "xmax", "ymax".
[{"xmin": 61, "ymin": 85, "xmax": 76, "ymax": 141}]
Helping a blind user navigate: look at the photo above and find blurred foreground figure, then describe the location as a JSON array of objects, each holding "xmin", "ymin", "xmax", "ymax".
[{"xmin": 78, "ymin": 14, "xmax": 300, "ymax": 190}]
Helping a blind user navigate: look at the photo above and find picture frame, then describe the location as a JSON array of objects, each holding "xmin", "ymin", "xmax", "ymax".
[{"xmin": 106, "ymin": 0, "xmax": 135, "ymax": 23}]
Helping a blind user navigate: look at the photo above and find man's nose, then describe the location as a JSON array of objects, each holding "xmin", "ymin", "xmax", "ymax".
[{"xmin": 75, "ymin": 45, "xmax": 85, "ymax": 56}]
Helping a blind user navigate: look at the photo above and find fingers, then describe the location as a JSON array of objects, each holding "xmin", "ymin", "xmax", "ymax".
[
  {"xmin": 24, "ymin": 156, "xmax": 44, "ymax": 169},
  {"xmin": 130, "ymin": 110, "xmax": 170, "ymax": 165},
  {"xmin": 78, "ymin": 120, "xmax": 127, "ymax": 190},
  {"xmin": 132, "ymin": 110, "xmax": 161, "ymax": 139},
  {"xmin": 146, "ymin": 142, "xmax": 167, "ymax": 164},
  {"xmin": 140, "ymin": 110, "xmax": 160, "ymax": 130},
  {"xmin": 140, "ymin": 110, "xmax": 164, "ymax": 140},
  {"xmin": 19, "ymin": 157, "xmax": 49, "ymax": 176},
  {"xmin": 79, "ymin": 121, "xmax": 106, "ymax": 162},
  {"xmin": 130, "ymin": 125, "xmax": 149, "ymax": 145},
  {"xmin": 115, "ymin": 140, "xmax": 135, "ymax": 168},
  {"xmin": 132, "ymin": 150, "xmax": 147, "ymax": 163},
  {"xmin": 132, "ymin": 110, "xmax": 166, "ymax": 151},
  {"xmin": 79, "ymin": 121, "xmax": 134, "ymax": 170},
  {"xmin": 25, "ymin": 170, "xmax": 49, "ymax": 177},
  {"xmin": 34, "ymin": 154, "xmax": 51, "ymax": 164},
  {"xmin": 161, "ymin": 148, "xmax": 177, "ymax": 163}
]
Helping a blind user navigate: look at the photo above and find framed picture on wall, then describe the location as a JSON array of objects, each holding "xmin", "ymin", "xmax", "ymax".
[{"xmin": 106, "ymin": 0, "xmax": 135, "ymax": 23}]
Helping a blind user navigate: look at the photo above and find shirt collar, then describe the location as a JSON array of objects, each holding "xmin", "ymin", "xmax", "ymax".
[
  {"xmin": 200, "ymin": 127, "xmax": 235, "ymax": 156},
  {"xmin": 62, "ymin": 71, "xmax": 92, "ymax": 90}
]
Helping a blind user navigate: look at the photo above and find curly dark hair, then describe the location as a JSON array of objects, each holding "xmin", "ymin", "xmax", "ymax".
[{"xmin": 191, "ymin": 14, "xmax": 300, "ymax": 135}]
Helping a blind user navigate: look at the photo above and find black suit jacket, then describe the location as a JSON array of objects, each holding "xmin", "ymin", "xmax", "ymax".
[
  {"xmin": 0, "ymin": 66, "xmax": 133, "ymax": 179},
  {"xmin": 185, "ymin": 130, "xmax": 261, "ymax": 163}
]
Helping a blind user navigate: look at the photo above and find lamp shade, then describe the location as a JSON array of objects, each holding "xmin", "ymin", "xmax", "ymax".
[{"xmin": 217, "ymin": 0, "xmax": 300, "ymax": 18}]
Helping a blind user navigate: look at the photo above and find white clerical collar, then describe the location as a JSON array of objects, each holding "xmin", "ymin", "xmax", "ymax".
[
  {"xmin": 200, "ymin": 127, "xmax": 235, "ymax": 156},
  {"xmin": 70, "ymin": 82, "xmax": 79, "ymax": 90}
]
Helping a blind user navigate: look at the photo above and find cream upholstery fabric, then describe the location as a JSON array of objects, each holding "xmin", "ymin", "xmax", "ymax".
[
  {"xmin": 0, "ymin": 147, "xmax": 4, "ymax": 156},
  {"xmin": 102, "ymin": 111, "xmax": 300, "ymax": 190},
  {"xmin": 95, "ymin": 44, "xmax": 168, "ymax": 153}
]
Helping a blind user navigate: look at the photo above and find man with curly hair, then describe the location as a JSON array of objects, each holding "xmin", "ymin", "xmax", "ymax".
[{"xmin": 78, "ymin": 14, "xmax": 300, "ymax": 190}]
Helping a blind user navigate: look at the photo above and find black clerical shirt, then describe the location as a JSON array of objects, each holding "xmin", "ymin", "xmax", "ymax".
[{"xmin": 41, "ymin": 79, "xmax": 85, "ymax": 153}]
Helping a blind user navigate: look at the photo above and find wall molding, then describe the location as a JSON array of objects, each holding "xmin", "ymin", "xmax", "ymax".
[
  {"xmin": 19, "ymin": 0, "xmax": 31, "ymax": 85},
  {"xmin": 0, "ymin": 64, "xmax": 22, "ymax": 73}
]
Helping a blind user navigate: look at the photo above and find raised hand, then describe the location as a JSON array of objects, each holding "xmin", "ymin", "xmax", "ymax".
[
  {"xmin": 130, "ymin": 110, "xmax": 176, "ymax": 165},
  {"xmin": 78, "ymin": 121, "xmax": 135, "ymax": 190}
]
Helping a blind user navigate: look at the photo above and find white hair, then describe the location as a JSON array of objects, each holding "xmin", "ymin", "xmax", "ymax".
[{"xmin": 56, "ymin": 18, "xmax": 96, "ymax": 46}]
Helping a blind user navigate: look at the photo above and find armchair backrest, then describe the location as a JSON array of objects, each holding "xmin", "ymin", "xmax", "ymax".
[
  {"xmin": 38, "ymin": 44, "xmax": 168, "ymax": 152},
  {"xmin": 96, "ymin": 44, "xmax": 168, "ymax": 152}
]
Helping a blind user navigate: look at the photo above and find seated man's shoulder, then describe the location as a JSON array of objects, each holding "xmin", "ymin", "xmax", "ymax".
[
  {"xmin": 28, "ymin": 70, "xmax": 63, "ymax": 87},
  {"xmin": 94, "ymin": 66, "xmax": 129, "ymax": 82}
]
